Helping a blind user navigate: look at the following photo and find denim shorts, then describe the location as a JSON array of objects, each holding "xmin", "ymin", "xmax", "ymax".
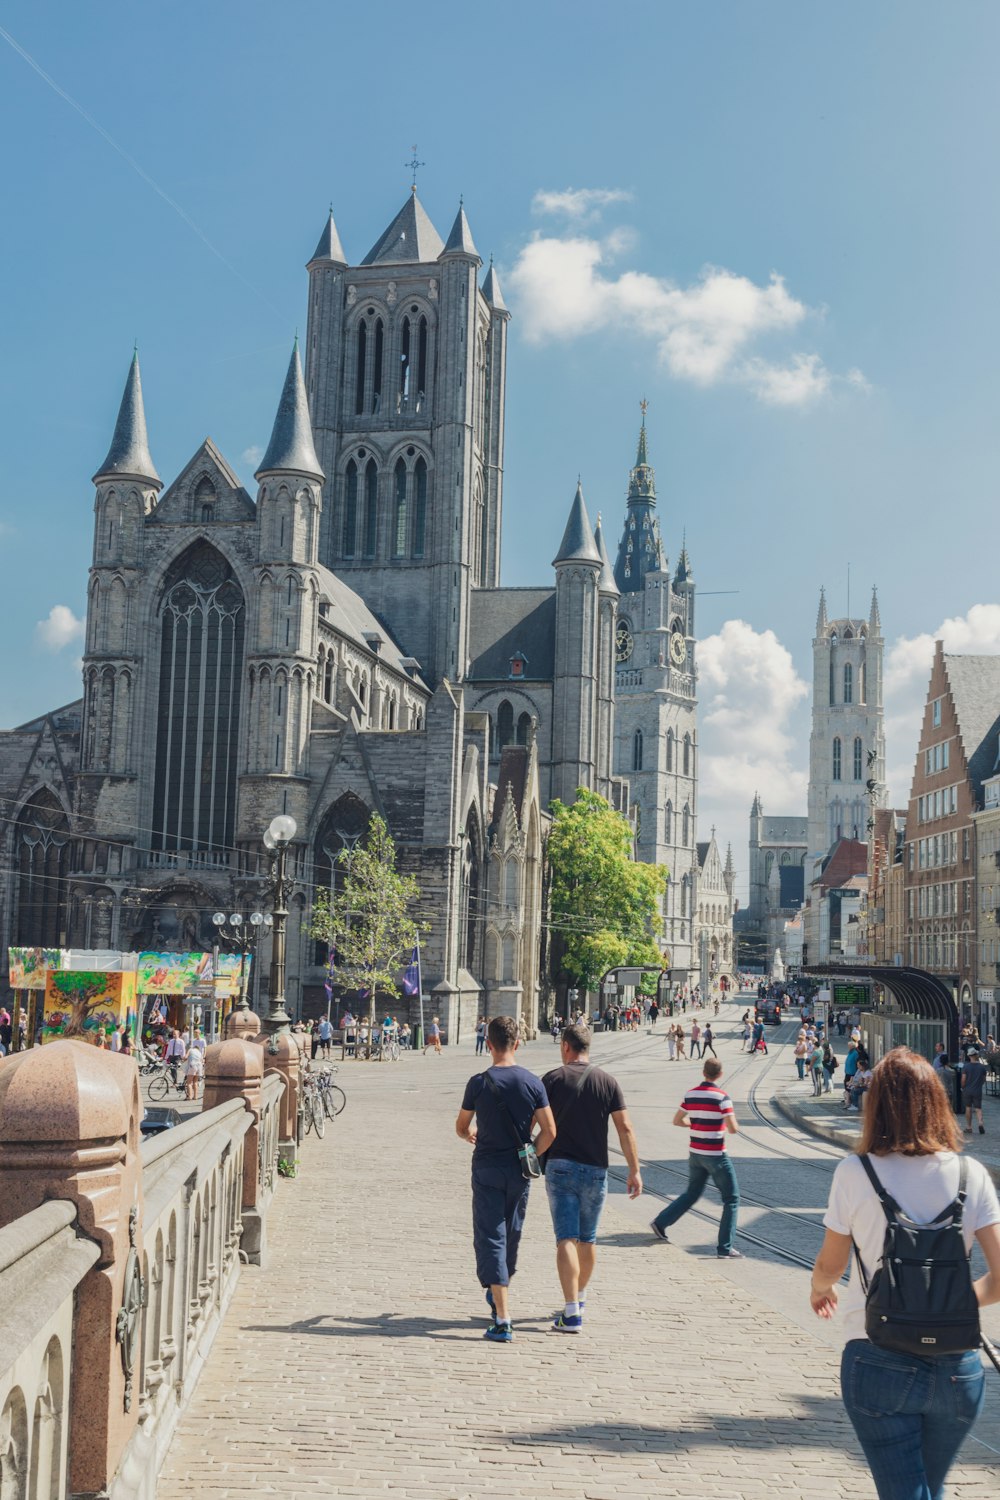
[{"xmin": 544, "ymin": 1158, "xmax": 608, "ymax": 1243}]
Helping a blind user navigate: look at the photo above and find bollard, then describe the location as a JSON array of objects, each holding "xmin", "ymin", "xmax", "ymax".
[
  {"xmin": 201, "ymin": 1039, "xmax": 269, "ymax": 1264},
  {"xmin": 257, "ymin": 1031, "xmax": 302, "ymax": 1164}
]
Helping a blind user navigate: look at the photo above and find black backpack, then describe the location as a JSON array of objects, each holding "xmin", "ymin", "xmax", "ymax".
[{"xmin": 854, "ymin": 1154, "xmax": 981, "ymax": 1357}]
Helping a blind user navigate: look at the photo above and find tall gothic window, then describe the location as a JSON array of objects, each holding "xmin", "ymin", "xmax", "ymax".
[
  {"xmin": 682, "ymin": 803, "xmax": 690, "ymax": 844},
  {"xmin": 843, "ymin": 662, "xmax": 853, "ymax": 703},
  {"xmin": 829, "ymin": 656, "xmax": 836, "ymax": 705},
  {"xmin": 633, "ymin": 729, "xmax": 643, "ymax": 771},
  {"xmin": 152, "ymin": 542, "xmax": 244, "ymax": 853},
  {"xmin": 516, "ymin": 712, "xmax": 531, "ymax": 746},
  {"xmin": 393, "ymin": 458, "xmax": 407, "ymax": 556},
  {"xmin": 355, "ymin": 324, "xmax": 367, "ymax": 415},
  {"xmin": 417, "ymin": 316, "xmax": 428, "ymax": 401},
  {"xmin": 363, "ymin": 459, "xmax": 378, "ymax": 556},
  {"xmin": 372, "ymin": 319, "xmax": 384, "ymax": 413},
  {"xmin": 342, "ymin": 461, "xmax": 358, "ymax": 557},
  {"xmin": 413, "ymin": 458, "xmax": 427, "ymax": 557},
  {"xmin": 666, "ymin": 730, "xmax": 674, "ymax": 772},
  {"xmin": 313, "ymin": 792, "xmax": 370, "ymax": 966},
  {"xmin": 860, "ymin": 659, "xmax": 867, "ymax": 703},
  {"xmin": 664, "ymin": 801, "xmax": 673, "ymax": 842},
  {"xmin": 398, "ymin": 317, "xmax": 411, "ymax": 404},
  {"xmin": 496, "ymin": 699, "xmax": 513, "ymax": 750},
  {"xmin": 683, "ymin": 733, "xmax": 691, "ymax": 776},
  {"xmin": 832, "ymin": 736, "xmax": 842, "ymax": 781},
  {"xmin": 853, "ymin": 736, "xmax": 863, "ymax": 781},
  {"xmin": 13, "ymin": 789, "xmax": 70, "ymax": 946}
]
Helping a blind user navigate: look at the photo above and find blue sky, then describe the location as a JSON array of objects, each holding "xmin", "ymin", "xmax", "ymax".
[{"xmin": 2, "ymin": 1, "xmax": 999, "ymax": 890}]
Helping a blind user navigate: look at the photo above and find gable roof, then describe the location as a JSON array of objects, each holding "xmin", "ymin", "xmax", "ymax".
[
  {"xmin": 153, "ymin": 438, "xmax": 255, "ymax": 522},
  {"xmin": 944, "ymin": 653, "xmax": 1000, "ymax": 801},
  {"xmin": 467, "ymin": 589, "xmax": 555, "ymax": 681},
  {"xmin": 361, "ymin": 193, "xmax": 445, "ymax": 266}
]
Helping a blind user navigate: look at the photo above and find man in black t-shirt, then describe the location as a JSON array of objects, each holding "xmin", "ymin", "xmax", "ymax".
[
  {"xmin": 541, "ymin": 1023, "xmax": 642, "ymax": 1333},
  {"xmin": 961, "ymin": 1049, "xmax": 987, "ymax": 1135},
  {"xmin": 456, "ymin": 1015, "xmax": 556, "ymax": 1343}
]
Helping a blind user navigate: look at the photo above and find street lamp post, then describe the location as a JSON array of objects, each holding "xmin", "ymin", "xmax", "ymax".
[
  {"xmin": 261, "ymin": 814, "xmax": 297, "ymax": 1036},
  {"xmin": 211, "ymin": 909, "xmax": 273, "ymax": 1032}
]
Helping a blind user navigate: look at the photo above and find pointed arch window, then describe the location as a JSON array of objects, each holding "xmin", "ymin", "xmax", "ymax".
[
  {"xmin": 417, "ymin": 316, "xmax": 428, "ymax": 403},
  {"xmin": 682, "ymin": 803, "xmax": 690, "ymax": 845},
  {"xmin": 372, "ymin": 319, "xmax": 384, "ymax": 413},
  {"xmin": 413, "ymin": 458, "xmax": 427, "ymax": 557},
  {"xmin": 829, "ymin": 657, "xmax": 836, "ymax": 705},
  {"xmin": 860, "ymin": 659, "xmax": 867, "ymax": 704},
  {"xmin": 497, "ymin": 699, "xmax": 513, "ymax": 749},
  {"xmin": 398, "ymin": 317, "xmax": 411, "ymax": 406},
  {"xmin": 195, "ymin": 474, "xmax": 216, "ymax": 523},
  {"xmin": 13, "ymin": 788, "xmax": 70, "ymax": 946},
  {"xmin": 152, "ymin": 541, "xmax": 244, "ymax": 853},
  {"xmin": 393, "ymin": 458, "xmax": 408, "ymax": 556},
  {"xmin": 683, "ymin": 733, "xmax": 691, "ymax": 776},
  {"xmin": 363, "ymin": 459, "xmax": 378, "ymax": 557},
  {"xmin": 664, "ymin": 801, "xmax": 673, "ymax": 842},
  {"xmin": 853, "ymin": 736, "xmax": 863, "ymax": 781},
  {"xmin": 355, "ymin": 323, "xmax": 367, "ymax": 415},
  {"xmin": 516, "ymin": 711, "xmax": 531, "ymax": 746},
  {"xmin": 666, "ymin": 729, "xmax": 674, "ymax": 772},
  {"xmin": 843, "ymin": 662, "xmax": 853, "ymax": 703},
  {"xmin": 633, "ymin": 729, "xmax": 643, "ymax": 772},
  {"xmin": 833, "ymin": 736, "xmax": 842, "ymax": 781},
  {"xmin": 343, "ymin": 461, "xmax": 358, "ymax": 557}
]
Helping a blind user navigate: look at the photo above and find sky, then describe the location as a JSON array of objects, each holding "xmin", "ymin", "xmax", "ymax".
[{"xmin": 2, "ymin": 1, "xmax": 1000, "ymax": 898}]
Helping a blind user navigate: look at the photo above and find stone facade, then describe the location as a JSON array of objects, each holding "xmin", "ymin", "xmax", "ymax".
[{"xmin": 694, "ymin": 834, "xmax": 735, "ymax": 988}]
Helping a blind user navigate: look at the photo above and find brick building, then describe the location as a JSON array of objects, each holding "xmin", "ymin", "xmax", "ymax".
[{"xmin": 972, "ymin": 768, "xmax": 1000, "ymax": 1040}]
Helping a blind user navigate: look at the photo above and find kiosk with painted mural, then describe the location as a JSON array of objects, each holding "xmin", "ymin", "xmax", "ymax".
[{"xmin": 42, "ymin": 968, "xmax": 140, "ymax": 1046}]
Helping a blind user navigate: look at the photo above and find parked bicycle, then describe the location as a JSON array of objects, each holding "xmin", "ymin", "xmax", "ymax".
[
  {"xmin": 146, "ymin": 1063, "xmax": 183, "ymax": 1102},
  {"xmin": 300, "ymin": 1069, "xmax": 326, "ymax": 1138},
  {"xmin": 315, "ymin": 1065, "xmax": 347, "ymax": 1120}
]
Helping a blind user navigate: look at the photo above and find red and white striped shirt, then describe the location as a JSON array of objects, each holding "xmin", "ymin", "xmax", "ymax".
[{"xmin": 682, "ymin": 1080, "xmax": 734, "ymax": 1155}]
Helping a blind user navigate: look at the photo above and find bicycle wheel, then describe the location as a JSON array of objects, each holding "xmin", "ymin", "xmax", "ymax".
[
  {"xmin": 311, "ymin": 1092, "xmax": 326, "ymax": 1138},
  {"xmin": 388, "ymin": 1040, "xmax": 400, "ymax": 1062},
  {"xmin": 321, "ymin": 1084, "xmax": 337, "ymax": 1121},
  {"xmin": 147, "ymin": 1072, "xmax": 169, "ymax": 1101},
  {"xmin": 329, "ymin": 1085, "xmax": 347, "ymax": 1116}
]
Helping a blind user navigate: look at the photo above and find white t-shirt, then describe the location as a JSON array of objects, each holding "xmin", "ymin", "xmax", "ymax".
[
  {"xmin": 185, "ymin": 1048, "xmax": 204, "ymax": 1076},
  {"xmin": 824, "ymin": 1151, "xmax": 1000, "ymax": 1342}
]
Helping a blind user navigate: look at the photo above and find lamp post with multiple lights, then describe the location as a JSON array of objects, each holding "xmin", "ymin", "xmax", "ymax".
[
  {"xmin": 260, "ymin": 814, "xmax": 297, "ymax": 1036},
  {"xmin": 211, "ymin": 908, "xmax": 272, "ymax": 1029}
]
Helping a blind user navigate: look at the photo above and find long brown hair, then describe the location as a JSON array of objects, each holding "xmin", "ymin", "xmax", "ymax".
[{"xmin": 857, "ymin": 1046, "xmax": 961, "ymax": 1157}]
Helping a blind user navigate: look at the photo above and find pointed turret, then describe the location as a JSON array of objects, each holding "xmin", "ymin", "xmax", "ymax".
[
  {"xmin": 869, "ymin": 586, "xmax": 881, "ymax": 632},
  {"xmin": 593, "ymin": 514, "xmax": 620, "ymax": 596},
  {"xmin": 724, "ymin": 843, "xmax": 735, "ymax": 901},
  {"xmin": 93, "ymin": 352, "xmax": 161, "ymax": 488},
  {"xmin": 751, "ymin": 791, "xmax": 762, "ymax": 817},
  {"xmin": 255, "ymin": 342, "xmax": 324, "ymax": 481},
  {"xmin": 440, "ymin": 201, "xmax": 480, "ymax": 261},
  {"xmin": 481, "ymin": 259, "xmax": 508, "ymax": 313},
  {"xmin": 361, "ymin": 193, "xmax": 444, "ymax": 266},
  {"xmin": 674, "ymin": 543, "xmax": 692, "ymax": 585},
  {"xmin": 816, "ymin": 586, "xmax": 828, "ymax": 634},
  {"xmin": 614, "ymin": 412, "xmax": 664, "ymax": 593},
  {"xmin": 308, "ymin": 207, "xmax": 347, "ymax": 268},
  {"xmin": 553, "ymin": 482, "xmax": 601, "ymax": 567}
]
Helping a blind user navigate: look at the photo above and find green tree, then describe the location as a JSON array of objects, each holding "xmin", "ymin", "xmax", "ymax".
[
  {"xmin": 547, "ymin": 788, "xmax": 666, "ymax": 994},
  {"xmin": 308, "ymin": 813, "xmax": 426, "ymax": 1055}
]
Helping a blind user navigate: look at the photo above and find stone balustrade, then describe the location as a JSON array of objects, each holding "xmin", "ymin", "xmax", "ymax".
[{"xmin": 0, "ymin": 1041, "xmax": 287, "ymax": 1500}]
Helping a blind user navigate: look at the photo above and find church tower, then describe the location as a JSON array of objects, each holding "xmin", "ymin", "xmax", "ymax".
[
  {"xmin": 551, "ymin": 484, "xmax": 603, "ymax": 805},
  {"xmin": 304, "ymin": 191, "xmax": 507, "ymax": 687},
  {"xmin": 612, "ymin": 413, "xmax": 698, "ymax": 981},
  {"xmin": 807, "ymin": 585, "xmax": 886, "ymax": 873}
]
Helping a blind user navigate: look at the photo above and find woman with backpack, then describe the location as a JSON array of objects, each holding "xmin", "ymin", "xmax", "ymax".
[{"xmin": 809, "ymin": 1047, "xmax": 1000, "ymax": 1500}]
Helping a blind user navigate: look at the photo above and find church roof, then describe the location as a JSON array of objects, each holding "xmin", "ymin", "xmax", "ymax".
[
  {"xmin": 309, "ymin": 208, "xmax": 347, "ymax": 266},
  {"xmin": 553, "ymin": 483, "xmax": 601, "ymax": 567},
  {"xmin": 467, "ymin": 589, "xmax": 556, "ymax": 682},
  {"xmin": 314, "ymin": 561, "xmax": 428, "ymax": 689},
  {"xmin": 94, "ymin": 352, "xmax": 161, "ymax": 488},
  {"xmin": 361, "ymin": 193, "xmax": 445, "ymax": 266},
  {"xmin": 614, "ymin": 418, "xmax": 664, "ymax": 593},
  {"xmin": 592, "ymin": 516, "xmax": 620, "ymax": 596},
  {"xmin": 817, "ymin": 837, "xmax": 868, "ymax": 892},
  {"xmin": 256, "ymin": 342, "xmax": 324, "ymax": 481},
  {"xmin": 441, "ymin": 202, "xmax": 480, "ymax": 260},
  {"xmin": 481, "ymin": 261, "xmax": 508, "ymax": 312}
]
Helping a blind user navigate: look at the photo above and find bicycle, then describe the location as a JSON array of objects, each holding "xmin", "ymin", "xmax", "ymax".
[
  {"xmin": 300, "ymin": 1070, "xmax": 326, "ymax": 1138},
  {"xmin": 315, "ymin": 1065, "xmax": 347, "ymax": 1119},
  {"xmin": 146, "ymin": 1064, "xmax": 183, "ymax": 1102}
]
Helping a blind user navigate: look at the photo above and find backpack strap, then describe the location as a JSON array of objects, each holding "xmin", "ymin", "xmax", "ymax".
[
  {"xmin": 857, "ymin": 1153, "xmax": 906, "ymax": 1224},
  {"xmin": 949, "ymin": 1156, "xmax": 969, "ymax": 1227},
  {"xmin": 482, "ymin": 1070, "xmax": 530, "ymax": 1151}
]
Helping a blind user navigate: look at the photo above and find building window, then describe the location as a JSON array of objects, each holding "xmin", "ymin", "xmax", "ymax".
[
  {"xmin": 12, "ymin": 788, "xmax": 70, "ymax": 946},
  {"xmin": 363, "ymin": 459, "xmax": 378, "ymax": 556},
  {"xmin": 932, "ymin": 697, "xmax": 942, "ymax": 727},
  {"xmin": 393, "ymin": 459, "xmax": 407, "ymax": 556},
  {"xmin": 666, "ymin": 730, "xmax": 674, "ymax": 772},
  {"xmin": 682, "ymin": 803, "xmax": 690, "ymax": 845},
  {"xmin": 355, "ymin": 323, "xmax": 367, "ymax": 415},
  {"xmin": 633, "ymin": 729, "xmax": 643, "ymax": 772},
  {"xmin": 683, "ymin": 733, "xmax": 691, "ymax": 776},
  {"xmin": 832, "ymin": 736, "xmax": 842, "ymax": 781},
  {"xmin": 853, "ymin": 737, "xmax": 863, "ymax": 781},
  {"xmin": 843, "ymin": 662, "xmax": 853, "ymax": 704},
  {"xmin": 412, "ymin": 458, "xmax": 427, "ymax": 557},
  {"xmin": 517, "ymin": 711, "xmax": 531, "ymax": 746},
  {"xmin": 496, "ymin": 699, "xmax": 513, "ymax": 750},
  {"xmin": 860, "ymin": 659, "xmax": 867, "ymax": 703},
  {"xmin": 664, "ymin": 801, "xmax": 672, "ymax": 842},
  {"xmin": 829, "ymin": 657, "xmax": 835, "ymax": 705},
  {"xmin": 343, "ymin": 461, "xmax": 358, "ymax": 557},
  {"xmin": 509, "ymin": 653, "xmax": 526, "ymax": 679}
]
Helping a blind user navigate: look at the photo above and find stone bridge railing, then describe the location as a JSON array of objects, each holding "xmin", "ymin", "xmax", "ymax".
[{"xmin": 0, "ymin": 1036, "xmax": 294, "ymax": 1500}]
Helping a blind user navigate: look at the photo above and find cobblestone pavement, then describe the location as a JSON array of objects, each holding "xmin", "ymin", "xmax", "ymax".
[{"xmin": 158, "ymin": 1041, "xmax": 1000, "ymax": 1500}]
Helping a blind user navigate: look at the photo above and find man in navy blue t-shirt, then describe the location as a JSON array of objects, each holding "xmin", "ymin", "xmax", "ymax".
[{"xmin": 456, "ymin": 1015, "xmax": 556, "ymax": 1342}]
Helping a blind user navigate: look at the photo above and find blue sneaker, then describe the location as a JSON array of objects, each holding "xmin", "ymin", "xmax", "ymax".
[
  {"xmin": 551, "ymin": 1312, "xmax": 583, "ymax": 1333},
  {"xmin": 484, "ymin": 1321, "xmax": 512, "ymax": 1343}
]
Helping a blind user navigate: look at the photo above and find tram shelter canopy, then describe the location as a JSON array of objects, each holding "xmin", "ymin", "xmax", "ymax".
[{"xmin": 803, "ymin": 964, "xmax": 959, "ymax": 1059}]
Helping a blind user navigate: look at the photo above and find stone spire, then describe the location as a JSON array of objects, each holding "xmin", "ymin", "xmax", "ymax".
[
  {"xmin": 816, "ymin": 586, "xmax": 828, "ymax": 634},
  {"xmin": 256, "ymin": 341, "xmax": 324, "ymax": 481},
  {"xmin": 592, "ymin": 513, "xmax": 620, "ymax": 596},
  {"xmin": 361, "ymin": 193, "xmax": 444, "ymax": 265},
  {"xmin": 308, "ymin": 206, "xmax": 347, "ymax": 267},
  {"xmin": 674, "ymin": 539, "xmax": 693, "ymax": 585},
  {"xmin": 481, "ymin": 259, "xmax": 508, "ymax": 313},
  {"xmin": 553, "ymin": 482, "xmax": 601, "ymax": 567},
  {"xmin": 93, "ymin": 351, "xmax": 161, "ymax": 488},
  {"xmin": 440, "ymin": 200, "xmax": 480, "ymax": 261},
  {"xmin": 751, "ymin": 790, "xmax": 762, "ymax": 817},
  {"xmin": 869, "ymin": 586, "xmax": 881, "ymax": 632},
  {"xmin": 614, "ymin": 409, "xmax": 664, "ymax": 593},
  {"xmin": 724, "ymin": 842, "xmax": 735, "ymax": 901}
]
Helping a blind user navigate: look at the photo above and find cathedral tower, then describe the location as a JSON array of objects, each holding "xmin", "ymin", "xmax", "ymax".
[
  {"xmin": 807, "ymin": 586, "xmax": 886, "ymax": 872},
  {"xmin": 304, "ymin": 193, "xmax": 508, "ymax": 687}
]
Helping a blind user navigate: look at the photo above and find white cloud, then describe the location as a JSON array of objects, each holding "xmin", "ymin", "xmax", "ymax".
[
  {"xmin": 506, "ymin": 231, "xmax": 865, "ymax": 406},
  {"xmin": 883, "ymin": 604, "xmax": 1000, "ymax": 804},
  {"xmin": 532, "ymin": 187, "xmax": 632, "ymax": 220},
  {"xmin": 242, "ymin": 444, "xmax": 263, "ymax": 469},
  {"xmin": 36, "ymin": 604, "xmax": 85, "ymax": 651},
  {"xmin": 696, "ymin": 620, "xmax": 811, "ymax": 894}
]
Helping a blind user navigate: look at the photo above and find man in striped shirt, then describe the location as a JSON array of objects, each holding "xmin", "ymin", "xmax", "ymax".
[{"xmin": 650, "ymin": 1058, "xmax": 742, "ymax": 1258}]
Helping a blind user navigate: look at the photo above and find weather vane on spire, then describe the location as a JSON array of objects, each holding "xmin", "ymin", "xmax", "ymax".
[
  {"xmin": 405, "ymin": 144, "xmax": 425, "ymax": 192},
  {"xmin": 640, "ymin": 396, "xmax": 649, "ymax": 423}
]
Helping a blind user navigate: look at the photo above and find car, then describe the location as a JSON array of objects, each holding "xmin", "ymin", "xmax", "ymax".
[
  {"xmin": 140, "ymin": 1106, "xmax": 182, "ymax": 1137},
  {"xmin": 755, "ymin": 998, "xmax": 783, "ymax": 1026}
]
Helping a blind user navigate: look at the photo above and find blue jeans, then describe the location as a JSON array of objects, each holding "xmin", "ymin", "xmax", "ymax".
[
  {"xmin": 795, "ymin": 1057, "xmax": 805, "ymax": 1079},
  {"xmin": 544, "ymin": 1158, "xmax": 608, "ymax": 1243},
  {"xmin": 651, "ymin": 1152, "xmax": 740, "ymax": 1254},
  {"xmin": 840, "ymin": 1340, "xmax": 984, "ymax": 1499},
  {"xmin": 471, "ymin": 1159, "xmax": 531, "ymax": 1288}
]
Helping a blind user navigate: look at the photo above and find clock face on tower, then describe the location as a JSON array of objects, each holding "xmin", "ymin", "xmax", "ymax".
[
  {"xmin": 669, "ymin": 629, "xmax": 687, "ymax": 667},
  {"xmin": 616, "ymin": 619, "xmax": 634, "ymax": 663}
]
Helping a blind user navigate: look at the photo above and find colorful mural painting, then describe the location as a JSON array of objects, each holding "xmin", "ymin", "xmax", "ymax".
[
  {"xmin": 8, "ymin": 947, "xmax": 64, "ymax": 989},
  {"xmin": 42, "ymin": 970, "xmax": 139, "ymax": 1046},
  {"xmin": 137, "ymin": 951, "xmax": 213, "ymax": 996},
  {"xmin": 215, "ymin": 953, "xmax": 251, "ymax": 998}
]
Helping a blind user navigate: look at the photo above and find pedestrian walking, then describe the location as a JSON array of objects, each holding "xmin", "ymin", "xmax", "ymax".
[
  {"xmin": 318, "ymin": 1015, "xmax": 333, "ymax": 1058},
  {"xmin": 810, "ymin": 1047, "xmax": 1000, "ymax": 1500},
  {"xmin": 666, "ymin": 1026, "xmax": 677, "ymax": 1061},
  {"xmin": 650, "ymin": 1058, "xmax": 742, "ymax": 1258},
  {"xmin": 740, "ymin": 1019, "xmax": 752, "ymax": 1052},
  {"xmin": 675, "ymin": 1025, "xmax": 686, "ymax": 1061},
  {"xmin": 690, "ymin": 1020, "xmax": 702, "ymax": 1058},
  {"xmin": 701, "ymin": 1023, "xmax": 717, "ymax": 1059},
  {"xmin": 750, "ymin": 1019, "xmax": 768, "ymax": 1056},
  {"xmin": 455, "ymin": 1015, "xmax": 556, "ymax": 1343},
  {"xmin": 184, "ymin": 1044, "xmax": 204, "ymax": 1101},
  {"xmin": 541, "ymin": 1023, "xmax": 641, "ymax": 1332},
  {"xmin": 475, "ymin": 1017, "xmax": 487, "ymax": 1056},
  {"xmin": 961, "ymin": 1050, "xmax": 987, "ymax": 1135},
  {"xmin": 424, "ymin": 1016, "xmax": 442, "ymax": 1055},
  {"xmin": 165, "ymin": 1028, "xmax": 186, "ymax": 1085},
  {"xmin": 821, "ymin": 1040, "xmax": 837, "ymax": 1094}
]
